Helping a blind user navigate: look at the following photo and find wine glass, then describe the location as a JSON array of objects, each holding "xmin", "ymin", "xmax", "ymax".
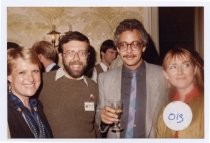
[{"xmin": 106, "ymin": 99, "xmax": 123, "ymax": 132}]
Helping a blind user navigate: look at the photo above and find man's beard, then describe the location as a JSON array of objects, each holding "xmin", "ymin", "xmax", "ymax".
[{"xmin": 63, "ymin": 60, "xmax": 86, "ymax": 78}]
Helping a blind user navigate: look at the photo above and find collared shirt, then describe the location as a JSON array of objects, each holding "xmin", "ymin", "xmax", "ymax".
[
  {"xmin": 99, "ymin": 62, "xmax": 109, "ymax": 71},
  {"xmin": 55, "ymin": 68, "xmax": 88, "ymax": 86},
  {"xmin": 91, "ymin": 62, "xmax": 109, "ymax": 83},
  {"xmin": 45, "ymin": 63, "xmax": 56, "ymax": 72}
]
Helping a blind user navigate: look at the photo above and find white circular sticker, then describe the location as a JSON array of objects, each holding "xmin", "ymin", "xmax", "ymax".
[{"xmin": 163, "ymin": 101, "xmax": 193, "ymax": 131}]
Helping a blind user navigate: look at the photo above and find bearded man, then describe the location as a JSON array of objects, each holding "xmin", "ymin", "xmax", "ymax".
[{"xmin": 38, "ymin": 31, "xmax": 99, "ymax": 138}]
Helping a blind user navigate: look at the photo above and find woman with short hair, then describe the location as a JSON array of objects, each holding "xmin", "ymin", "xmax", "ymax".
[{"xmin": 8, "ymin": 47, "xmax": 53, "ymax": 138}]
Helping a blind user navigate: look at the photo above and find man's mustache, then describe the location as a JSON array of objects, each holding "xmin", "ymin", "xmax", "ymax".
[
  {"xmin": 123, "ymin": 54, "xmax": 137, "ymax": 58},
  {"xmin": 69, "ymin": 61, "xmax": 83, "ymax": 65}
]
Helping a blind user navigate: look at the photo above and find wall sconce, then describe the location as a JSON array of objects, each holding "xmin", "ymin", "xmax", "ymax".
[
  {"xmin": 47, "ymin": 25, "xmax": 60, "ymax": 48},
  {"xmin": 64, "ymin": 24, "xmax": 72, "ymax": 35}
]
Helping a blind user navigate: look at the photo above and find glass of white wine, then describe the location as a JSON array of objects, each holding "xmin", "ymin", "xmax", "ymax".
[{"xmin": 106, "ymin": 99, "xmax": 123, "ymax": 132}]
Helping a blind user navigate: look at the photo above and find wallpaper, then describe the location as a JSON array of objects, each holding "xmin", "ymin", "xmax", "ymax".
[{"xmin": 7, "ymin": 7, "xmax": 147, "ymax": 62}]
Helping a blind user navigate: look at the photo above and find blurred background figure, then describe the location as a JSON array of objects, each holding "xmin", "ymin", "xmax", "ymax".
[
  {"xmin": 156, "ymin": 47, "xmax": 204, "ymax": 138},
  {"xmin": 84, "ymin": 45, "xmax": 97, "ymax": 78},
  {"xmin": 90, "ymin": 39, "xmax": 117, "ymax": 83},
  {"xmin": 32, "ymin": 41, "xmax": 60, "ymax": 72},
  {"xmin": 7, "ymin": 47, "xmax": 53, "ymax": 138}
]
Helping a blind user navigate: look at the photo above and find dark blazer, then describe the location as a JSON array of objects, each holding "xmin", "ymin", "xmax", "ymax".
[
  {"xmin": 50, "ymin": 64, "xmax": 60, "ymax": 71},
  {"xmin": 8, "ymin": 98, "xmax": 53, "ymax": 138}
]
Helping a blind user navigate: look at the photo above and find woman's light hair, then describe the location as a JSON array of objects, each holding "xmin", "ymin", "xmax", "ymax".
[
  {"xmin": 163, "ymin": 47, "xmax": 204, "ymax": 87},
  {"xmin": 7, "ymin": 47, "xmax": 41, "ymax": 76}
]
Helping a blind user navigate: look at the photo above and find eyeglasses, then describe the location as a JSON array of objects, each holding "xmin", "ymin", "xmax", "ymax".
[
  {"xmin": 63, "ymin": 50, "xmax": 88, "ymax": 58},
  {"xmin": 117, "ymin": 41, "xmax": 145, "ymax": 52}
]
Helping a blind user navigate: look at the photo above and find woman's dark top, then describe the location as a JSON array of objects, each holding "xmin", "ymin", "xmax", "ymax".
[{"xmin": 8, "ymin": 91, "xmax": 53, "ymax": 138}]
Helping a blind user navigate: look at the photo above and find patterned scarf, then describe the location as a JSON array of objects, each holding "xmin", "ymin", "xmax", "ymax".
[{"xmin": 8, "ymin": 91, "xmax": 51, "ymax": 138}]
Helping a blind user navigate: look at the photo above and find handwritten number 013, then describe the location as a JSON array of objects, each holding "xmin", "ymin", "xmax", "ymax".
[{"xmin": 168, "ymin": 113, "xmax": 184, "ymax": 123}]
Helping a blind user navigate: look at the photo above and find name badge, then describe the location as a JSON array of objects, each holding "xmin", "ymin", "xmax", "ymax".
[
  {"xmin": 163, "ymin": 101, "xmax": 192, "ymax": 131},
  {"xmin": 84, "ymin": 102, "xmax": 95, "ymax": 111}
]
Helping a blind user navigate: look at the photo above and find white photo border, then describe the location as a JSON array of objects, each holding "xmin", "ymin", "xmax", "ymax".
[{"xmin": 1, "ymin": 1, "xmax": 209, "ymax": 143}]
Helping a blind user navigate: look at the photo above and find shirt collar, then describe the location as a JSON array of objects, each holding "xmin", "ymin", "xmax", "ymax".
[
  {"xmin": 173, "ymin": 86, "xmax": 200, "ymax": 103},
  {"xmin": 99, "ymin": 62, "xmax": 109, "ymax": 71},
  {"xmin": 55, "ymin": 68, "xmax": 88, "ymax": 86},
  {"xmin": 45, "ymin": 63, "xmax": 56, "ymax": 72},
  {"xmin": 122, "ymin": 61, "xmax": 145, "ymax": 77}
]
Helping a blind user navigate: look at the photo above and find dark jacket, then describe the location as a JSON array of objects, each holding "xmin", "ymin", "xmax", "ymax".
[
  {"xmin": 50, "ymin": 64, "xmax": 60, "ymax": 71},
  {"xmin": 8, "ymin": 96, "xmax": 53, "ymax": 138}
]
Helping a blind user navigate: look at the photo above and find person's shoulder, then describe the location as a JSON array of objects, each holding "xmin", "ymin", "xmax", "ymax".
[
  {"xmin": 97, "ymin": 66, "xmax": 122, "ymax": 83},
  {"xmin": 85, "ymin": 76, "xmax": 98, "ymax": 86},
  {"xmin": 95, "ymin": 63, "xmax": 101, "ymax": 67},
  {"xmin": 101, "ymin": 66, "xmax": 122, "ymax": 76},
  {"xmin": 145, "ymin": 62, "xmax": 162, "ymax": 68},
  {"xmin": 145, "ymin": 62, "xmax": 165, "ymax": 82},
  {"xmin": 43, "ymin": 70, "xmax": 57, "ymax": 78},
  {"xmin": 193, "ymin": 87, "xmax": 204, "ymax": 103},
  {"xmin": 42, "ymin": 70, "xmax": 57, "ymax": 83},
  {"xmin": 145, "ymin": 62, "xmax": 163, "ymax": 72}
]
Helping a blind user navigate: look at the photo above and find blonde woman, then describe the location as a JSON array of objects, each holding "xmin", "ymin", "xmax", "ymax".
[
  {"xmin": 156, "ymin": 47, "xmax": 204, "ymax": 138},
  {"xmin": 8, "ymin": 47, "xmax": 53, "ymax": 138}
]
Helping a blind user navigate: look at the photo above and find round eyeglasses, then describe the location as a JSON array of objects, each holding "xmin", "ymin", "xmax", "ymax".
[{"xmin": 117, "ymin": 41, "xmax": 145, "ymax": 52}]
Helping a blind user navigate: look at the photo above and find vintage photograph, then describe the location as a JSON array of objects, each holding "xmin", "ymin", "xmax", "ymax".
[{"xmin": 2, "ymin": 1, "xmax": 207, "ymax": 143}]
